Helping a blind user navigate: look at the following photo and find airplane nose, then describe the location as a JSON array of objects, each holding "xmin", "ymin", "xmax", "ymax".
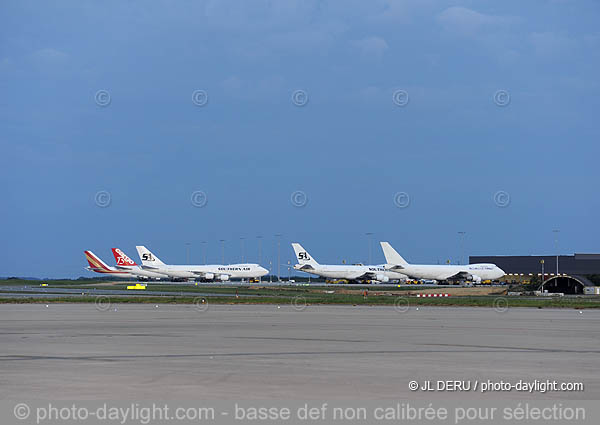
[
  {"xmin": 497, "ymin": 268, "xmax": 506, "ymax": 278},
  {"xmin": 260, "ymin": 267, "xmax": 269, "ymax": 276}
]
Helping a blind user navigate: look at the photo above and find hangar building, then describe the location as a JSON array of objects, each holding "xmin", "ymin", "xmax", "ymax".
[{"xmin": 469, "ymin": 253, "xmax": 600, "ymax": 276}]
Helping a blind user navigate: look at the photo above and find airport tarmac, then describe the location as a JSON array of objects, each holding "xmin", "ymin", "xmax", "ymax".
[
  {"xmin": 0, "ymin": 304, "xmax": 598, "ymax": 401},
  {"xmin": 0, "ymin": 286, "xmax": 238, "ymax": 298}
]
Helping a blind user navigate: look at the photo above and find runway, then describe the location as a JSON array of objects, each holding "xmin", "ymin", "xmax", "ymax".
[{"xmin": 0, "ymin": 304, "xmax": 598, "ymax": 401}]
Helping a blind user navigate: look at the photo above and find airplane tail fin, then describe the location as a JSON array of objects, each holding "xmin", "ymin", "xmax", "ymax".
[
  {"xmin": 292, "ymin": 243, "xmax": 319, "ymax": 266},
  {"xmin": 112, "ymin": 248, "xmax": 138, "ymax": 266},
  {"xmin": 84, "ymin": 250, "xmax": 113, "ymax": 271},
  {"xmin": 380, "ymin": 242, "xmax": 409, "ymax": 267},
  {"xmin": 135, "ymin": 246, "xmax": 165, "ymax": 266}
]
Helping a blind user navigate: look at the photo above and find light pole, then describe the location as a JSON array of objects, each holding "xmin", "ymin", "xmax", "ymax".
[
  {"xmin": 201, "ymin": 241, "xmax": 207, "ymax": 265},
  {"xmin": 553, "ymin": 229, "xmax": 560, "ymax": 275},
  {"xmin": 366, "ymin": 232, "xmax": 373, "ymax": 265},
  {"xmin": 219, "ymin": 239, "xmax": 225, "ymax": 265},
  {"xmin": 275, "ymin": 234, "xmax": 282, "ymax": 282},
  {"xmin": 186, "ymin": 242, "xmax": 191, "ymax": 264},
  {"xmin": 269, "ymin": 260, "xmax": 272, "ymax": 283},
  {"xmin": 540, "ymin": 259, "xmax": 545, "ymax": 289},
  {"xmin": 240, "ymin": 237, "xmax": 245, "ymax": 263},
  {"xmin": 458, "ymin": 231, "xmax": 466, "ymax": 265}
]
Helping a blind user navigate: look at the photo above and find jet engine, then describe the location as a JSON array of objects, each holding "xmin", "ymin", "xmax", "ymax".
[
  {"xmin": 375, "ymin": 274, "xmax": 390, "ymax": 283},
  {"xmin": 470, "ymin": 275, "xmax": 482, "ymax": 283},
  {"xmin": 219, "ymin": 275, "xmax": 230, "ymax": 281},
  {"xmin": 204, "ymin": 273, "xmax": 214, "ymax": 280}
]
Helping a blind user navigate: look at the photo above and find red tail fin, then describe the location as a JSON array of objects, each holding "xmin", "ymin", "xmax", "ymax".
[
  {"xmin": 84, "ymin": 250, "xmax": 112, "ymax": 271},
  {"xmin": 112, "ymin": 248, "xmax": 138, "ymax": 266}
]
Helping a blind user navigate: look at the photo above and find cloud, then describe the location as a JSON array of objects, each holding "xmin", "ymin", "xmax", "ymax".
[
  {"xmin": 436, "ymin": 7, "xmax": 516, "ymax": 37},
  {"xmin": 352, "ymin": 36, "xmax": 389, "ymax": 60}
]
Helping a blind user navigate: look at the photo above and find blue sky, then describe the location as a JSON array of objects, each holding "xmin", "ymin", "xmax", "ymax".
[{"xmin": 1, "ymin": 0, "xmax": 599, "ymax": 277}]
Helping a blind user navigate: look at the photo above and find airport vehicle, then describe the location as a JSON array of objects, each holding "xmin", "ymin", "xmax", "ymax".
[
  {"xmin": 292, "ymin": 243, "xmax": 408, "ymax": 283},
  {"xmin": 135, "ymin": 245, "xmax": 269, "ymax": 281},
  {"xmin": 83, "ymin": 250, "xmax": 167, "ymax": 280},
  {"xmin": 380, "ymin": 242, "xmax": 505, "ymax": 283}
]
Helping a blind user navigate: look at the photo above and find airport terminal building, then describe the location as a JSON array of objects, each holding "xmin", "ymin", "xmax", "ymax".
[{"xmin": 469, "ymin": 253, "xmax": 600, "ymax": 276}]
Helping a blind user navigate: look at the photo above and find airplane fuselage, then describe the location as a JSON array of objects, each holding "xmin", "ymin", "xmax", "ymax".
[
  {"xmin": 144, "ymin": 264, "xmax": 269, "ymax": 280},
  {"xmin": 392, "ymin": 263, "xmax": 504, "ymax": 281},
  {"xmin": 295, "ymin": 264, "xmax": 407, "ymax": 282},
  {"xmin": 87, "ymin": 266, "xmax": 165, "ymax": 280}
]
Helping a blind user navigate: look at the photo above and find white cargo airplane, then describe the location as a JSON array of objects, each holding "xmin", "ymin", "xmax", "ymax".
[
  {"xmin": 292, "ymin": 243, "xmax": 408, "ymax": 283},
  {"xmin": 84, "ymin": 250, "xmax": 167, "ymax": 280},
  {"xmin": 380, "ymin": 242, "xmax": 505, "ymax": 283},
  {"xmin": 135, "ymin": 245, "xmax": 269, "ymax": 281}
]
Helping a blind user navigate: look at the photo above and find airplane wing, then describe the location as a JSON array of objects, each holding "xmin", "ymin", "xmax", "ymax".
[
  {"xmin": 346, "ymin": 271, "xmax": 377, "ymax": 280},
  {"xmin": 385, "ymin": 264, "xmax": 405, "ymax": 272},
  {"xmin": 295, "ymin": 264, "xmax": 315, "ymax": 272},
  {"xmin": 140, "ymin": 265, "xmax": 161, "ymax": 270},
  {"xmin": 187, "ymin": 271, "xmax": 231, "ymax": 280},
  {"xmin": 437, "ymin": 271, "xmax": 470, "ymax": 280}
]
